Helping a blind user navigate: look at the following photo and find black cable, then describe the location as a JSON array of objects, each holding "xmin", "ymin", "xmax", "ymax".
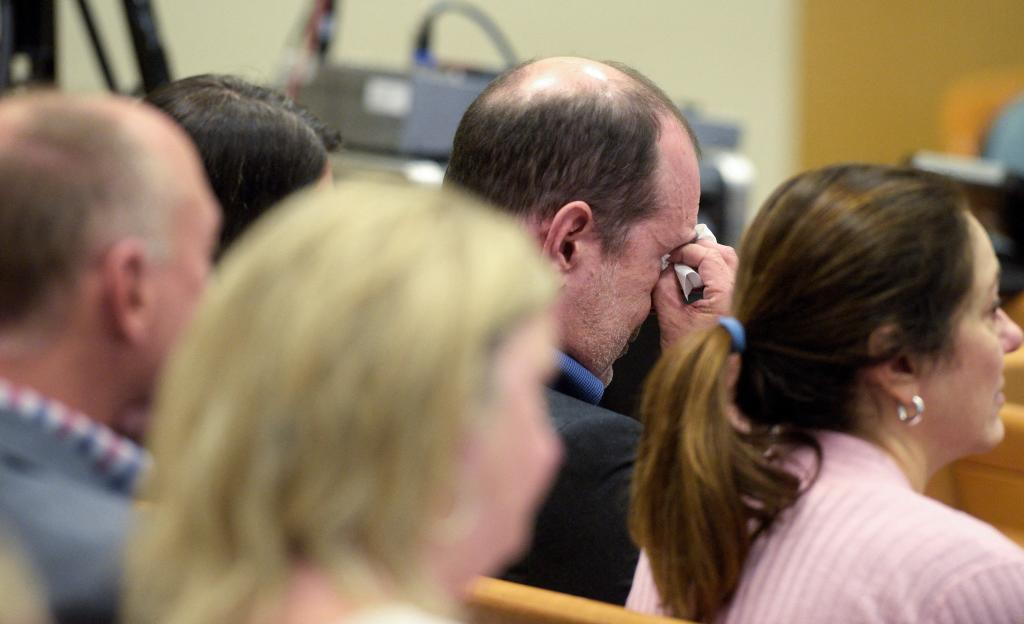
[
  {"xmin": 122, "ymin": 0, "xmax": 172, "ymax": 93},
  {"xmin": 75, "ymin": 0, "xmax": 119, "ymax": 92},
  {"xmin": 413, "ymin": 1, "xmax": 517, "ymax": 69},
  {"xmin": 0, "ymin": 0, "xmax": 14, "ymax": 91}
]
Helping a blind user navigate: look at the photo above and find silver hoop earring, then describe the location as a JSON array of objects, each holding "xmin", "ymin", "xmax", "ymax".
[{"xmin": 897, "ymin": 395, "xmax": 925, "ymax": 426}]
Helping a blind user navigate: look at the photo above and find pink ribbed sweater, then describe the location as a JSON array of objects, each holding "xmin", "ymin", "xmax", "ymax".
[{"xmin": 627, "ymin": 431, "xmax": 1024, "ymax": 623}]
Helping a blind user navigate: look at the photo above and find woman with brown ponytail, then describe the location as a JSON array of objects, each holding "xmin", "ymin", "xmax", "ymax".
[{"xmin": 627, "ymin": 164, "xmax": 1024, "ymax": 623}]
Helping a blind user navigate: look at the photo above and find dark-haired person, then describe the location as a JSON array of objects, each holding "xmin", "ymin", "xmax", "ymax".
[
  {"xmin": 445, "ymin": 56, "xmax": 737, "ymax": 604},
  {"xmin": 146, "ymin": 74, "xmax": 341, "ymax": 257},
  {"xmin": 628, "ymin": 164, "xmax": 1024, "ymax": 623}
]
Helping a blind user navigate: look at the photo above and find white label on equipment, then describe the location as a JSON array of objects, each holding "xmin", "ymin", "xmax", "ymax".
[{"xmin": 363, "ymin": 77, "xmax": 412, "ymax": 118}]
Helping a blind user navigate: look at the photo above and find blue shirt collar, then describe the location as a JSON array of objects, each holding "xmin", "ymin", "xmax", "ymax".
[
  {"xmin": 552, "ymin": 352, "xmax": 605, "ymax": 405},
  {"xmin": 0, "ymin": 378, "xmax": 149, "ymax": 496}
]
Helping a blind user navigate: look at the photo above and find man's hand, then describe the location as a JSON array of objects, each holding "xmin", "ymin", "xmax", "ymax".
[{"xmin": 653, "ymin": 238, "xmax": 737, "ymax": 351}]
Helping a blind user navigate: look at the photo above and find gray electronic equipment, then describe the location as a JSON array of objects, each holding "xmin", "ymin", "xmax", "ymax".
[{"xmin": 299, "ymin": 63, "xmax": 497, "ymax": 159}]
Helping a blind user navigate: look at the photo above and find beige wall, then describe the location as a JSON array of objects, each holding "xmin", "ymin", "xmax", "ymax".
[{"xmin": 58, "ymin": 1, "xmax": 797, "ymax": 210}]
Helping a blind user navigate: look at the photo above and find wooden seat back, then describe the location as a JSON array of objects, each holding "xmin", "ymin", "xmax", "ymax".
[{"xmin": 463, "ymin": 578, "xmax": 694, "ymax": 624}]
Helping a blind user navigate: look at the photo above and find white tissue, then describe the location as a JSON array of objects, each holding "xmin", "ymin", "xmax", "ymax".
[
  {"xmin": 674, "ymin": 264, "xmax": 703, "ymax": 300},
  {"xmin": 660, "ymin": 224, "xmax": 717, "ymax": 302},
  {"xmin": 694, "ymin": 223, "xmax": 717, "ymax": 244}
]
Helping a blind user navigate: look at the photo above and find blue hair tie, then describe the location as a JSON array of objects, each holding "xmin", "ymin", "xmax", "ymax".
[{"xmin": 718, "ymin": 316, "xmax": 746, "ymax": 354}]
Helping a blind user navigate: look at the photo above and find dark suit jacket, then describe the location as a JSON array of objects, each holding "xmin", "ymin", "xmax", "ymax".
[
  {"xmin": 0, "ymin": 406, "xmax": 132, "ymax": 624},
  {"xmin": 501, "ymin": 386, "xmax": 642, "ymax": 605}
]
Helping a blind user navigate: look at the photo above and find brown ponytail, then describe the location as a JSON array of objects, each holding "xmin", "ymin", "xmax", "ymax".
[
  {"xmin": 630, "ymin": 164, "xmax": 977, "ymax": 620},
  {"xmin": 631, "ymin": 325, "xmax": 801, "ymax": 620}
]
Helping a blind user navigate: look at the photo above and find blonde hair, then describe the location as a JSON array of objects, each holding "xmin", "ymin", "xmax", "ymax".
[
  {"xmin": 0, "ymin": 537, "xmax": 49, "ymax": 624},
  {"xmin": 125, "ymin": 178, "xmax": 555, "ymax": 624}
]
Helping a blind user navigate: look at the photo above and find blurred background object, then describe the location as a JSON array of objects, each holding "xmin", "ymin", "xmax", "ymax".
[
  {"xmin": 984, "ymin": 95, "xmax": 1024, "ymax": 175},
  {"xmin": 0, "ymin": 0, "xmax": 170, "ymax": 93},
  {"xmin": 941, "ymin": 67, "xmax": 1024, "ymax": 157}
]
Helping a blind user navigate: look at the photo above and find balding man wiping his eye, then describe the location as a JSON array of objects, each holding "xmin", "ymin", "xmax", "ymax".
[{"xmin": 445, "ymin": 57, "xmax": 737, "ymax": 604}]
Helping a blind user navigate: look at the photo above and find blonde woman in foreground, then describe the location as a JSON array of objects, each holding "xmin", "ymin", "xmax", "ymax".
[
  {"xmin": 628, "ymin": 164, "xmax": 1024, "ymax": 623},
  {"xmin": 124, "ymin": 179, "xmax": 562, "ymax": 624}
]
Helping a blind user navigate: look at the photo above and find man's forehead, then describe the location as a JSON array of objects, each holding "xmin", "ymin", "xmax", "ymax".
[
  {"xmin": 651, "ymin": 126, "xmax": 700, "ymax": 243},
  {"xmin": 657, "ymin": 203, "xmax": 698, "ymax": 250}
]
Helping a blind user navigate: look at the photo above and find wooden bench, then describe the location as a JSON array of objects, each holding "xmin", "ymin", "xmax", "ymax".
[
  {"xmin": 1003, "ymin": 348, "xmax": 1024, "ymax": 405},
  {"xmin": 927, "ymin": 401, "xmax": 1024, "ymax": 546},
  {"xmin": 464, "ymin": 577, "xmax": 693, "ymax": 624}
]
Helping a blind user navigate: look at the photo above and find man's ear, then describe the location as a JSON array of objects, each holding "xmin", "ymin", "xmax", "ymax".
[
  {"xmin": 861, "ymin": 324, "xmax": 920, "ymax": 407},
  {"xmin": 536, "ymin": 201, "xmax": 599, "ymax": 273},
  {"xmin": 99, "ymin": 239, "xmax": 152, "ymax": 345}
]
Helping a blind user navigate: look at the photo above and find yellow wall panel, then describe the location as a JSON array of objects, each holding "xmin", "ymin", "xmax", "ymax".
[{"xmin": 800, "ymin": 0, "xmax": 1024, "ymax": 169}]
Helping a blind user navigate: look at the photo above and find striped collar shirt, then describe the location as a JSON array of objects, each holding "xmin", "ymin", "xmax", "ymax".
[{"xmin": 0, "ymin": 378, "xmax": 149, "ymax": 496}]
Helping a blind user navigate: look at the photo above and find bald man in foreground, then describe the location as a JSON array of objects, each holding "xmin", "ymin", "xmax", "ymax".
[
  {"xmin": 0, "ymin": 94, "xmax": 219, "ymax": 623},
  {"xmin": 446, "ymin": 58, "xmax": 737, "ymax": 604}
]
